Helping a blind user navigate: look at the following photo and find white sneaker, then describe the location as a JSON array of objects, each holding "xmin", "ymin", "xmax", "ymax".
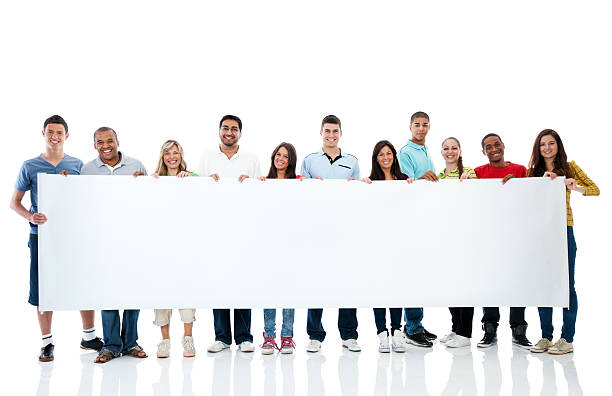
[
  {"xmin": 378, "ymin": 332, "xmax": 390, "ymax": 353},
  {"xmin": 391, "ymin": 330, "xmax": 406, "ymax": 353},
  {"xmin": 182, "ymin": 336, "xmax": 195, "ymax": 357},
  {"xmin": 238, "ymin": 341, "xmax": 255, "ymax": 353},
  {"xmin": 342, "ymin": 339, "xmax": 361, "ymax": 352},
  {"xmin": 207, "ymin": 341, "xmax": 230, "ymax": 353},
  {"xmin": 306, "ymin": 339, "xmax": 322, "ymax": 353},
  {"xmin": 440, "ymin": 332, "xmax": 456, "ymax": 344},
  {"xmin": 157, "ymin": 339, "xmax": 170, "ymax": 358},
  {"xmin": 446, "ymin": 335, "xmax": 471, "ymax": 348},
  {"xmin": 261, "ymin": 334, "xmax": 278, "ymax": 355},
  {"xmin": 280, "ymin": 337, "xmax": 295, "ymax": 354}
]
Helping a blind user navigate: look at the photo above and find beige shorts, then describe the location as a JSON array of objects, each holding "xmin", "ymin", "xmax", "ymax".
[{"xmin": 153, "ymin": 309, "xmax": 196, "ymax": 326}]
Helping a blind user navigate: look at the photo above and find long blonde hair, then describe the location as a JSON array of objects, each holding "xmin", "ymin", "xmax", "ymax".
[{"xmin": 155, "ymin": 140, "xmax": 188, "ymax": 176}]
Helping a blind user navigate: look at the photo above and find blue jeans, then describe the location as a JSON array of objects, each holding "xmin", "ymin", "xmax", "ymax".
[
  {"xmin": 101, "ymin": 309, "xmax": 140, "ymax": 355},
  {"xmin": 373, "ymin": 308, "xmax": 402, "ymax": 334},
  {"xmin": 263, "ymin": 308, "xmax": 295, "ymax": 338},
  {"xmin": 213, "ymin": 309, "xmax": 252, "ymax": 345},
  {"xmin": 538, "ymin": 226, "xmax": 578, "ymax": 342},
  {"xmin": 404, "ymin": 307, "xmax": 424, "ymax": 335},
  {"xmin": 307, "ymin": 308, "xmax": 358, "ymax": 341}
]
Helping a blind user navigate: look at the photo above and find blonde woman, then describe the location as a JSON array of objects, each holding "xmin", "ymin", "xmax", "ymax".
[
  {"xmin": 153, "ymin": 140, "xmax": 197, "ymax": 358},
  {"xmin": 154, "ymin": 139, "xmax": 198, "ymax": 177},
  {"xmin": 437, "ymin": 137, "xmax": 476, "ymax": 348}
]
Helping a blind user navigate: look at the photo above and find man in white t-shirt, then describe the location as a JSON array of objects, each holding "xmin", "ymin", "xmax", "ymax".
[
  {"xmin": 201, "ymin": 115, "xmax": 261, "ymax": 353},
  {"xmin": 198, "ymin": 115, "xmax": 261, "ymax": 181}
]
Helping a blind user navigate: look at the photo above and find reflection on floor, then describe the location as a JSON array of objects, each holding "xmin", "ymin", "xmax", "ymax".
[{"xmin": 30, "ymin": 342, "xmax": 584, "ymax": 396}]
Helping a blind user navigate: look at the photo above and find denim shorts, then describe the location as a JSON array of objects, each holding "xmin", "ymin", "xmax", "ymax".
[{"xmin": 28, "ymin": 233, "xmax": 39, "ymax": 306}]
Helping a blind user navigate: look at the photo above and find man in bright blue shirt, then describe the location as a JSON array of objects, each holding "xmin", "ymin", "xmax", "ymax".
[
  {"xmin": 300, "ymin": 115, "xmax": 361, "ymax": 353},
  {"xmin": 10, "ymin": 115, "xmax": 103, "ymax": 362},
  {"xmin": 398, "ymin": 111, "xmax": 438, "ymax": 181},
  {"xmin": 398, "ymin": 111, "xmax": 439, "ymax": 347}
]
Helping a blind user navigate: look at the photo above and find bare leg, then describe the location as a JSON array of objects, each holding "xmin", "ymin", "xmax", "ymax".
[
  {"xmin": 184, "ymin": 323, "xmax": 193, "ymax": 337},
  {"xmin": 80, "ymin": 310, "xmax": 95, "ymax": 329},
  {"xmin": 37, "ymin": 307, "xmax": 53, "ymax": 335},
  {"xmin": 161, "ymin": 324, "xmax": 170, "ymax": 339}
]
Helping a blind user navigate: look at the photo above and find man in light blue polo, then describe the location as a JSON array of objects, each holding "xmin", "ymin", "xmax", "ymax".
[
  {"xmin": 301, "ymin": 114, "xmax": 361, "ymax": 353},
  {"xmin": 300, "ymin": 115, "xmax": 360, "ymax": 179},
  {"xmin": 398, "ymin": 111, "xmax": 438, "ymax": 347},
  {"xmin": 82, "ymin": 126, "xmax": 148, "ymax": 363}
]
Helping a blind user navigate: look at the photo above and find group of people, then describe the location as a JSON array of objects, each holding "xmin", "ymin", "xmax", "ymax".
[{"xmin": 11, "ymin": 112, "xmax": 599, "ymax": 364}]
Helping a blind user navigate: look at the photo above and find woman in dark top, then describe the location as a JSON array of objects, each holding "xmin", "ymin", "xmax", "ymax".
[{"xmin": 362, "ymin": 140, "xmax": 414, "ymax": 352}]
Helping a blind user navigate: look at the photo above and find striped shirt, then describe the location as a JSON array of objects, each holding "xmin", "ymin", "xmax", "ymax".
[{"xmin": 438, "ymin": 166, "xmax": 477, "ymax": 179}]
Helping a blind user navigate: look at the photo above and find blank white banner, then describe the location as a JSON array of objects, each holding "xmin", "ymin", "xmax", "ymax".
[{"xmin": 38, "ymin": 175, "xmax": 568, "ymax": 310}]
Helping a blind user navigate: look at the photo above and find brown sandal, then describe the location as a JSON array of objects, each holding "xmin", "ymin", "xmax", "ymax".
[
  {"xmin": 123, "ymin": 345, "xmax": 147, "ymax": 358},
  {"xmin": 95, "ymin": 349, "xmax": 117, "ymax": 364}
]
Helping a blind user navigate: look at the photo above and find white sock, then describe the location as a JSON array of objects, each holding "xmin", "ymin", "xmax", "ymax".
[
  {"xmin": 42, "ymin": 334, "xmax": 53, "ymax": 347},
  {"xmin": 83, "ymin": 327, "xmax": 96, "ymax": 341}
]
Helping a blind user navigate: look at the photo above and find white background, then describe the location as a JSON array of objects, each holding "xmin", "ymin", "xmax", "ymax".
[{"xmin": 1, "ymin": 0, "xmax": 611, "ymax": 395}]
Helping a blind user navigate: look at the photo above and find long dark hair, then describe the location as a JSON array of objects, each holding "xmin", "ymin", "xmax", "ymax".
[
  {"xmin": 527, "ymin": 129, "xmax": 573, "ymax": 177},
  {"xmin": 267, "ymin": 142, "xmax": 297, "ymax": 179},
  {"xmin": 442, "ymin": 137, "xmax": 464, "ymax": 176},
  {"xmin": 369, "ymin": 140, "xmax": 408, "ymax": 181}
]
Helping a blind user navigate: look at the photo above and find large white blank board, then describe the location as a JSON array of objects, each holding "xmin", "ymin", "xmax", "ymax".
[{"xmin": 38, "ymin": 175, "xmax": 568, "ymax": 310}]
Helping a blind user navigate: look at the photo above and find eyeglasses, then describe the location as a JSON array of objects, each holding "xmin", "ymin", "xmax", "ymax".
[{"xmin": 221, "ymin": 126, "xmax": 240, "ymax": 132}]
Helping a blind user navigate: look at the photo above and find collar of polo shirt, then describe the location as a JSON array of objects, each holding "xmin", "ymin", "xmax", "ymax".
[
  {"xmin": 95, "ymin": 151, "xmax": 127, "ymax": 169},
  {"xmin": 320, "ymin": 148, "xmax": 343, "ymax": 165}
]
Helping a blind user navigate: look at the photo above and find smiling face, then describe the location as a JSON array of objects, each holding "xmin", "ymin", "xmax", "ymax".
[
  {"xmin": 274, "ymin": 146, "xmax": 290, "ymax": 173},
  {"xmin": 410, "ymin": 117, "xmax": 430, "ymax": 144},
  {"xmin": 539, "ymin": 134, "xmax": 558, "ymax": 161},
  {"xmin": 376, "ymin": 145, "xmax": 394, "ymax": 172},
  {"xmin": 482, "ymin": 135, "xmax": 505, "ymax": 163},
  {"xmin": 94, "ymin": 130, "xmax": 120, "ymax": 165},
  {"xmin": 441, "ymin": 138, "xmax": 461, "ymax": 166},
  {"xmin": 163, "ymin": 144, "xmax": 182, "ymax": 171},
  {"xmin": 43, "ymin": 123, "xmax": 68, "ymax": 151},
  {"xmin": 219, "ymin": 119, "xmax": 241, "ymax": 147},
  {"xmin": 320, "ymin": 123, "xmax": 342, "ymax": 149}
]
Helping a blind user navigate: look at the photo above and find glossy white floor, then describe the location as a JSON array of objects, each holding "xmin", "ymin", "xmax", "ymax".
[{"xmin": 6, "ymin": 305, "xmax": 602, "ymax": 396}]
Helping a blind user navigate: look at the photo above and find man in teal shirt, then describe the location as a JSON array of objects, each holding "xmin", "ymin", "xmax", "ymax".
[
  {"xmin": 398, "ymin": 111, "xmax": 438, "ymax": 347},
  {"xmin": 398, "ymin": 111, "xmax": 438, "ymax": 181}
]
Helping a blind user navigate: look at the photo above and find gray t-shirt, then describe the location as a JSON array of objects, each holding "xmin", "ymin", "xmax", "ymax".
[{"xmin": 81, "ymin": 152, "xmax": 147, "ymax": 176}]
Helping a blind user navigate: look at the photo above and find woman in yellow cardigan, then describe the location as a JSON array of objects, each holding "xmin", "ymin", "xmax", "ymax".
[{"xmin": 527, "ymin": 129, "xmax": 599, "ymax": 355}]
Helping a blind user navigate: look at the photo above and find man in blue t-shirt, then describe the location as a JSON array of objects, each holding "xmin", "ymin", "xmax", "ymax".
[
  {"xmin": 397, "ymin": 111, "xmax": 439, "ymax": 347},
  {"xmin": 10, "ymin": 115, "xmax": 103, "ymax": 362},
  {"xmin": 300, "ymin": 115, "xmax": 361, "ymax": 353}
]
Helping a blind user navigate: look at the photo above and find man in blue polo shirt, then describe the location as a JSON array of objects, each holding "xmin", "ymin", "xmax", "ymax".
[
  {"xmin": 301, "ymin": 114, "xmax": 361, "ymax": 353},
  {"xmin": 10, "ymin": 115, "xmax": 103, "ymax": 362},
  {"xmin": 398, "ymin": 111, "xmax": 438, "ymax": 347}
]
